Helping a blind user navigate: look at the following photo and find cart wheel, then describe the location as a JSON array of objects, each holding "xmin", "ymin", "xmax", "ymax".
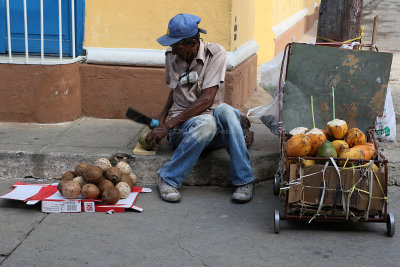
[
  {"xmin": 386, "ymin": 213, "xmax": 395, "ymax": 237},
  {"xmin": 274, "ymin": 210, "xmax": 280, "ymax": 233},
  {"xmin": 273, "ymin": 174, "xmax": 280, "ymax": 196}
]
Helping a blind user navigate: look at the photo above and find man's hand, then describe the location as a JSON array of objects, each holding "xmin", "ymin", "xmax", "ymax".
[{"xmin": 145, "ymin": 123, "xmax": 170, "ymax": 146}]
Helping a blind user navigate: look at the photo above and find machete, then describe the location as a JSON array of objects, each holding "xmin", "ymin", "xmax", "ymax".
[{"xmin": 125, "ymin": 107, "xmax": 160, "ymax": 128}]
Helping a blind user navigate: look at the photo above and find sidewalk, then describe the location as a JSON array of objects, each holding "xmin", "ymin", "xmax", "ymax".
[{"xmin": 0, "ymin": 117, "xmax": 280, "ymax": 185}]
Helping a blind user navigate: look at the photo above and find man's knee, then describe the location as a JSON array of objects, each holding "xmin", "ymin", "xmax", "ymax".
[
  {"xmin": 190, "ymin": 115, "xmax": 217, "ymax": 141},
  {"xmin": 213, "ymin": 103, "xmax": 238, "ymax": 122}
]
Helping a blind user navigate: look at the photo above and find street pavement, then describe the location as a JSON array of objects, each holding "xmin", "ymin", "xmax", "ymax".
[
  {"xmin": 1, "ymin": 0, "xmax": 400, "ymax": 266},
  {"xmin": 0, "ymin": 178, "xmax": 399, "ymax": 266}
]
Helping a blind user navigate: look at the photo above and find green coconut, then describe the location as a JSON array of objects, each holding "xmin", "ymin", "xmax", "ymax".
[
  {"xmin": 316, "ymin": 141, "xmax": 337, "ymax": 158},
  {"xmin": 138, "ymin": 131, "xmax": 155, "ymax": 150}
]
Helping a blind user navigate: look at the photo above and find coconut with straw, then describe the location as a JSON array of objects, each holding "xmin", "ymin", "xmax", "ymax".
[
  {"xmin": 326, "ymin": 87, "xmax": 348, "ymax": 139},
  {"xmin": 306, "ymin": 96, "xmax": 327, "ymax": 156}
]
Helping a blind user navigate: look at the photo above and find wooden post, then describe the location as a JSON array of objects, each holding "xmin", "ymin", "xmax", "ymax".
[
  {"xmin": 370, "ymin": 15, "xmax": 379, "ymax": 50},
  {"xmin": 316, "ymin": 0, "xmax": 364, "ymax": 43}
]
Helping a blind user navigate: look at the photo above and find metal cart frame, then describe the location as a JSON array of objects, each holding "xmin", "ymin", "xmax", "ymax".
[{"xmin": 272, "ymin": 42, "xmax": 395, "ymax": 236}]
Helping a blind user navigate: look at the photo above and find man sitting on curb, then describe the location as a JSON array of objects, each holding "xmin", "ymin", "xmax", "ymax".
[{"xmin": 146, "ymin": 13, "xmax": 255, "ymax": 203}]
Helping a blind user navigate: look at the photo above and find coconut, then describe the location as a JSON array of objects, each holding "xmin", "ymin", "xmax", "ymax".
[
  {"xmin": 289, "ymin": 127, "xmax": 308, "ymax": 136},
  {"xmin": 116, "ymin": 182, "xmax": 131, "ymax": 199},
  {"xmin": 129, "ymin": 172, "xmax": 137, "ymax": 185},
  {"xmin": 306, "ymin": 128, "xmax": 327, "ymax": 156},
  {"xmin": 94, "ymin": 158, "xmax": 112, "ymax": 171},
  {"xmin": 369, "ymin": 164, "xmax": 379, "ymax": 173},
  {"xmin": 285, "ymin": 133, "xmax": 311, "ymax": 157},
  {"xmin": 98, "ymin": 179, "xmax": 114, "ymax": 196},
  {"xmin": 105, "ymin": 167, "xmax": 122, "ymax": 184},
  {"xmin": 120, "ymin": 174, "xmax": 134, "ymax": 190},
  {"xmin": 102, "ymin": 187, "xmax": 120, "ymax": 204},
  {"xmin": 339, "ymin": 147, "xmax": 366, "ymax": 166},
  {"xmin": 326, "ymin": 119, "xmax": 348, "ymax": 139},
  {"xmin": 81, "ymin": 184, "xmax": 100, "ymax": 199},
  {"xmin": 345, "ymin": 128, "xmax": 366, "ymax": 147},
  {"xmin": 84, "ymin": 166, "xmax": 104, "ymax": 185},
  {"xmin": 72, "ymin": 176, "xmax": 86, "ymax": 187},
  {"xmin": 138, "ymin": 131, "xmax": 155, "ymax": 150},
  {"xmin": 74, "ymin": 162, "xmax": 89, "ymax": 177},
  {"xmin": 61, "ymin": 171, "xmax": 76, "ymax": 180},
  {"xmin": 331, "ymin": 140, "xmax": 350, "ymax": 156},
  {"xmin": 300, "ymin": 159, "xmax": 316, "ymax": 168},
  {"xmin": 116, "ymin": 161, "xmax": 131, "ymax": 175},
  {"xmin": 316, "ymin": 141, "xmax": 337, "ymax": 159},
  {"xmin": 58, "ymin": 177, "xmax": 73, "ymax": 194},
  {"xmin": 353, "ymin": 143, "xmax": 376, "ymax": 160},
  {"xmin": 61, "ymin": 180, "xmax": 81, "ymax": 199}
]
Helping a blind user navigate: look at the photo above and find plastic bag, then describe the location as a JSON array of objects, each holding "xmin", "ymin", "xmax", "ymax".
[
  {"xmin": 260, "ymin": 52, "xmax": 284, "ymax": 95},
  {"xmin": 375, "ymin": 86, "xmax": 396, "ymax": 142},
  {"xmin": 247, "ymin": 89, "xmax": 281, "ymax": 136}
]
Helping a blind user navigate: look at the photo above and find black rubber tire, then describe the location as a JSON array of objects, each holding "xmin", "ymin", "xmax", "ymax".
[
  {"xmin": 274, "ymin": 210, "xmax": 280, "ymax": 234},
  {"xmin": 273, "ymin": 174, "xmax": 280, "ymax": 196},
  {"xmin": 387, "ymin": 213, "xmax": 395, "ymax": 237}
]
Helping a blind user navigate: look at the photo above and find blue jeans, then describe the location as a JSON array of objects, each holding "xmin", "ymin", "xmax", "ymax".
[{"xmin": 158, "ymin": 103, "xmax": 255, "ymax": 188}]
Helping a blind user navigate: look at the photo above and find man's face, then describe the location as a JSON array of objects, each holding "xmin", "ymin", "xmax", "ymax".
[{"xmin": 171, "ymin": 41, "xmax": 195, "ymax": 61}]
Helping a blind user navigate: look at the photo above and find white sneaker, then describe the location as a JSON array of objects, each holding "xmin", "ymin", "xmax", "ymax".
[
  {"xmin": 157, "ymin": 176, "xmax": 182, "ymax": 203},
  {"xmin": 232, "ymin": 183, "xmax": 254, "ymax": 203}
]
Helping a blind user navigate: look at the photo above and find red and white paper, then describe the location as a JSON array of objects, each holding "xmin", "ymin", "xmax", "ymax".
[{"xmin": 0, "ymin": 182, "xmax": 151, "ymax": 213}]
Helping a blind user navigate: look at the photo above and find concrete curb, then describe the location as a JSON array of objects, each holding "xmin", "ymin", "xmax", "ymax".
[{"xmin": 0, "ymin": 122, "xmax": 281, "ymax": 186}]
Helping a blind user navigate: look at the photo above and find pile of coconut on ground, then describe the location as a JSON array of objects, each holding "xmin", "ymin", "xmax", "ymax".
[{"xmin": 58, "ymin": 158, "xmax": 137, "ymax": 204}]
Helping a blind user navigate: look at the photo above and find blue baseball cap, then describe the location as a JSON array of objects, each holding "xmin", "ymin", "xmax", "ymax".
[{"xmin": 157, "ymin": 13, "xmax": 207, "ymax": 46}]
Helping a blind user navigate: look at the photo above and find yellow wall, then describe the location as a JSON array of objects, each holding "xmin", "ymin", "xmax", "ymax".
[
  {"xmin": 273, "ymin": 0, "xmax": 304, "ymax": 26},
  {"xmin": 85, "ymin": 0, "xmax": 256, "ymax": 52},
  {"xmin": 231, "ymin": 0, "xmax": 255, "ymax": 50},
  {"xmin": 254, "ymin": 0, "xmax": 275, "ymax": 64},
  {"xmin": 84, "ymin": 0, "xmax": 319, "ymax": 64},
  {"xmin": 255, "ymin": 0, "xmax": 320, "ymax": 64}
]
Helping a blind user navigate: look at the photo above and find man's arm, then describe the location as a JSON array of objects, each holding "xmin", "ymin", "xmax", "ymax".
[{"xmin": 146, "ymin": 85, "xmax": 218, "ymax": 145}]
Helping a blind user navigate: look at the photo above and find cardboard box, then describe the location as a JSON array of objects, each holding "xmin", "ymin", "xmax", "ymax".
[{"xmin": 288, "ymin": 163, "xmax": 386, "ymax": 216}]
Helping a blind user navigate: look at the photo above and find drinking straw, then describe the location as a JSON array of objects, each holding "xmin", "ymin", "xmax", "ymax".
[
  {"xmin": 332, "ymin": 87, "xmax": 335, "ymax": 120},
  {"xmin": 311, "ymin": 96, "xmax": 315, "ymax": 129}
]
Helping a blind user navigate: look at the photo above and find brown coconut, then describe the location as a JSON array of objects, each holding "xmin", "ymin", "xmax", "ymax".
[
  {"xmin": 306, "ymin": 128, "xmax": 327, "ymax": 156},
  {"xmin": 120, "ymin": 173, "xmax": 134, "ymax": 190},
  {"xmin": 285, "ymin": 133, "xmax": 312, "ymax": 157},
  {"xmin": 72, "ymin": 176, "xmax": 86, "ymax": 187},
  {"xmin": 74, "ymin": 162, "xmax": 89, "ymax": 177},
  {"xmin": 94, "ymin": 158, "xmax": 112, "ymax": 171},
  {"xmin": 102, "ymin": 187, "xmax": 120, "ymax": 204},
  {"xmin": 129, "ymin": 172, "xmax": 137, "ymax": 185},
  {"xmin": 116, "ymin": 161, "xmax": 131, "ymax": 175},
  {"xmin": 326, "ymin": 119, "xmax": 348, "ymax": 140},
  {"xmin": 81, "ymin": 184, "xmax": 100, "ymax": 199},
  {"xmin": 83, "ymin": 166, "xmax": 104, "ymax": 185},
  {"xmin": 58, "ymin": 177, "xmax": 74, "ymax": 194},
  {"xmin": 345, "ymin": 128, "xmax": 366, "ymax": 147},
  {"xmin": 105, "ymin": 167, "xmax": 122, "ymax": 184},
  {"xmin": 61, "ymin": 180, "xmax": 81, "ymax": 199},
  {"xmin": 61, "ymin": 171, "xmax": 76, "ymax": 180},
  {"xmin": 98, "ymin": 179, "xmax": 114, "ymax": 196},
  {"xmin": 332, "ymin": 140, "xmax": 350, "ymax": 156},
  {"xmin": 116, "ymin": 182, "xmax": 131, "ymax": 199}
]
